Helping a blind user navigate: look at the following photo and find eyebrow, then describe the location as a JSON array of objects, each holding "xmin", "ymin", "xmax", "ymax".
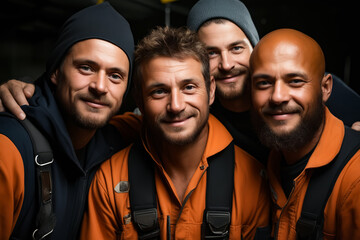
[
  {"xmin": 146, "ymin": 79, "xmax": 198, "ymax": 89},
  {"xmin": 206, "ymin": 40, "xmax": 249, "ymax": 51},
  {"xmin": 252, "ymin": 71, "xmax": 309, "ymax": 80}
]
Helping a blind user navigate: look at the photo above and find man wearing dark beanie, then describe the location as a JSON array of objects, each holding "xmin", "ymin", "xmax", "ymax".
[
  {"xmin": 0, "ymin": 2, "xmax": 134, "ymax": 239},
  {"xmin": 187, "ymin": 0, "xmax": 360, "ymax": 164}
]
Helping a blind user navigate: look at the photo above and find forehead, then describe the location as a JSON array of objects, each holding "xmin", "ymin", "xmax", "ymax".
[
  {"xmin": 197, "ymin": 20, "xmax": 250, "ymax": 47},
  {"xmin": 142, "ymin": 56, "xmax": 204, "ymax": 85},
  {"xmin": 66, "ymin": 39, "xmax": 129, "ymax": 69}
]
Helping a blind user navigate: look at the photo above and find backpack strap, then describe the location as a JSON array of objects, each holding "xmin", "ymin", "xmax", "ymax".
[
  {"xmin": 296, "ymin": 127, "xmax": 360, "ymax": 240},
  {"xmin": 128, "ymin": 140, "xmax": 160, "ymax": 240},
  {"xmin": 128, "ymin": 140, "xmax": 235, "ymax": 240},
  {"xmin": 20, "ymin": 118, "xmax": 56, "ymax": 240},
  {"xmin": 202, "ymin": 141, "xmax": 234, "ymax": 239}
]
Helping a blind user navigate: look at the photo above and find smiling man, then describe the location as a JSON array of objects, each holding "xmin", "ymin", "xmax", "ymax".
[
  {"xmin": 80, "ymin": 26, "xmax": 270, "ymax": 240},
  {"xmin": 0, "ymin": 3, "xmax": 134, "ymax": 239},
  {"xmin": 250, "ymin": 28, "xmax": 360, "ymax": 239}
]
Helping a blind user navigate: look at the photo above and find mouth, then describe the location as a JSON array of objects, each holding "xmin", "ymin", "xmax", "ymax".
[
  {"xmin": 265, "ymin": 110, "xmax": 299, "ymax": 121},
  {"xmin": 82, "ymin": 98, "xmax": 109, "ymax": 109}
]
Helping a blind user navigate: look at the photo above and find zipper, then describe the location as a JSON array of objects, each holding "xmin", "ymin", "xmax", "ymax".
[
  {"xmin": 274, "ymin": 180, "xmax": 296, "ymax": 239},
  {"xmin": 167, "ymin": 215, "xmax": 171, "ymax": 240}
]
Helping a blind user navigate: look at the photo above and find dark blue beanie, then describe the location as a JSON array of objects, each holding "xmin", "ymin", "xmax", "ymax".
[
  {"xmin": 46, "ymin": 2, "xmax": 134, "ymax": 92},
  {"xmin": 187, "ymin": 0, "xmax": 259, "ymax": 47}
]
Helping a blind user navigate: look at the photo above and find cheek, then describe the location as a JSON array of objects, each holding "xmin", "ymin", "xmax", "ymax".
[
  {"xmin": 209, "ymin": 58, "xmax": 219, "ymax": 73},
  {"xmin": 251, "ymin": 91, "xmax": 268, "ymax": 110}
]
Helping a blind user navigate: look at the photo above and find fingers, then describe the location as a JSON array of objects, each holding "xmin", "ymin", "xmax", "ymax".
[
  {"xmin": 352, "ymin": 121, "xmax": 360, "ymax": 131},
  {"xmin": 0, "ymin": 79, "xmax": 32, "ymax": 120}
]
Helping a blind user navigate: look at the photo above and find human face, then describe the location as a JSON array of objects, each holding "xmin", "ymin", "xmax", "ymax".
[
  {"xmin": 198, "ymin": 20, "xmax": 253, "ymax": 101},
  {"xmin": 140, "ymin": 56, "xmax": 215, "ymax": 146},
  {"xmin": 251, "ymin": 40, "xmax": 327, "ymax": 151},
  {"xmin": 52, "ymin": 39, "xmax": 129, "ymax": 129}
]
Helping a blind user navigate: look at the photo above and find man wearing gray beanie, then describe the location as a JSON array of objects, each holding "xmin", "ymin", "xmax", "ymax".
[
  {"xmin": 0, "ymin": 2, "xmax": 134, "ymax": 239},
  {"xmin": 187, "ymin": 0, "xmax": 360, "ymax": 164}
]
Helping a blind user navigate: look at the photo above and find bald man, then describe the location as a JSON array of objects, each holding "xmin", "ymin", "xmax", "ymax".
[{"xmin": 250, "ymin": 28, "xmax": 360, "ymax": 240}]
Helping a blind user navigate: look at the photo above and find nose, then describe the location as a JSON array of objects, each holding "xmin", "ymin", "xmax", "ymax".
[
  {"xmin": 90, "ymin": 72, "xmax": 108, "ymax": 95},
  {"xmin": 167, "ymin": 90, "xmax": 185, "ymax": 114},
  {"xmin": 219, "ymin": 51, "xmax": 235, "ymax": 71},
  {"xmin": 271, "ymin": 81, "xmax": 290, "ymax": 104}
]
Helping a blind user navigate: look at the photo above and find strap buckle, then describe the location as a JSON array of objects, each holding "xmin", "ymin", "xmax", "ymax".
[
  {"xmin": 32, "ymin": 228, "xmax": 54, "ymax": 240},
  {"xmin": 35, "ymin": 154, "xmax": 54, "ymax": 167},
  {"xmin": 203, "ymin": 211, "xmax": 230, "ymax": 239},
  {"xmin": 296, "ymin": 213, "xmax": 322, "ymax": 240},
  {"xmin": 133, "ymin": 208, "xmax": 160, "ymax": 240}
]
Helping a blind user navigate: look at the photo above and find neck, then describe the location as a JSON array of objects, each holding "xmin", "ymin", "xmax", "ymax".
[
  {"xmin": 155, "ymin": 125, "xmax": 209, "ymax": 202},
  {"xmin": 218, "ymin": 91, "xmax": 251, "ymax": 113}
]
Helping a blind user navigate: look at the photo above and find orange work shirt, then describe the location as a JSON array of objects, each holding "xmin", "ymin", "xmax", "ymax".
[
  {"xmin": 268, "ymin": 108, "xmax": 360, "ymax": 239},
  {"xmin": 81, "ymin": 114, "xmax": 270, "ymax": 239}
]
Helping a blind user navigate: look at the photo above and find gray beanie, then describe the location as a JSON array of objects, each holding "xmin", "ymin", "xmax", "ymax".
[{"xmin": 187, "ymin": 0, "xmax": 259, "ymax": 47}]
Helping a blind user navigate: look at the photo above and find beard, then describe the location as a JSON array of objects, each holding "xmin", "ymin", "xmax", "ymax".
[
  {"xmin": 144, "ymin": 109, "xmax": 209, "ymax": 146},
  {"xmin": 213, "ymin": 66, "xmax": 249, "ymax": 100},
  {"xmin": 63, "ymin": 94, "xmax": 116, "ymax": 130},
  {"xmin": 251, "ymin": 94, "xmax": 325, "ymax": 152}
]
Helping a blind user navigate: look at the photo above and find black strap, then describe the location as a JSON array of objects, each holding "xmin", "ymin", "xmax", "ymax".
[
  {"xmin": 296, "ymin": 127, "xmax": 360, "ymax": 240},
  {"xmin": 202, "ymin": 142, "xmax": 234, "ymax": 240},
  {"xmin": 21, "ymin": 118, "xmax": 56, "ymax": 240},
  {"xmin": 128, "ymin": 140, "xmax": 235, "ymax": 240},
  {"xmin": 128, "ymin": 140, "xmax": 160, "ymax": 240}
]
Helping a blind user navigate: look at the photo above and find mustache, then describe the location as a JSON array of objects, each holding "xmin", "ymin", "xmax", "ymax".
[
  {"xmin": 78, "ymin": 93, "xmax": 112, "ymax": 106},
  {"xmin": 213, "ymin": 67, "xmax": 247, "ymax": 80},
  {"xmin": 262, "ymin": 104, "xmax": 302, "ymax": 115},
  {"xmin": 160, "ymin": 111, "xmax": 195, "ymax": 123}
]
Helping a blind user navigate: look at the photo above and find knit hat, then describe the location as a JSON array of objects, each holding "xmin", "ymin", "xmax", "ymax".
[
  {"xmin": 46, "ymin": 2, "xmax": 134, "ymax": 91},
  {"xmin": 187, "ymin": 0, "xmax": 259, "ymax": 47}
]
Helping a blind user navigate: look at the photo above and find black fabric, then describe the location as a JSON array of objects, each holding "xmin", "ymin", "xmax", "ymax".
[
  {"xmin": 128, "ymin": 140, "xmax": 160, "ymax": 240},
  {"xmin": 326, "ymin": 74, "xmax": 360, "ymax": 127},
  {"xmin": 45, "ymin": 2, "xmax": 134, "ymax": 94},
  {"xmin": 20, "ymin": 118, "xmax": 56, "ymax": 240},
  {"xmin": 202, "ymin": 142, "xmax": 234, "ymax": 239},
  {"xmin": 280, "ymin": 149, "xmax": 314, "ymax": 198},
  {"xmin": 210, "ymin": 99, "xmax": 269, "ymax": 164},
  {"xmin": 296, "ymin": 127, "xmax": 360, "ymax": 240}
]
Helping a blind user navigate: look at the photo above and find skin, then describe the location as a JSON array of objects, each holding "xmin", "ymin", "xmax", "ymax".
[
  {"xmin": 139, "ymin": 56, "xmax": 215, "ymax": 202},
  {"xmin": 197, "ymin": 20, "xmax": 253, "ymax": 112},
  {"xmin": 250, "ymin": 29, "xmax": 333, "ymax": 164},
  {"xmin": 51, "ymin": 39, "xmax": 129, "ymax": 149}
]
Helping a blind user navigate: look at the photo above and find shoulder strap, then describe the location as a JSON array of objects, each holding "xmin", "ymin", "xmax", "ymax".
[
  {"xmin": 296, "ymin": 127, "xmax": 360, "ymax": 240},
  {"xmin": 19, "ymin": 118, "xmax": 56, "ymax": 240},
  {"xmin": 128, "ymin": 140, "xmax": 160, "ymax": 240},
  {"xmin": 202, "ymin": 141, "xmax": 234, "ymax": 239},
  {"xmin": 128, "ymin": 140, "xmax": 235, "ymax": 240}
]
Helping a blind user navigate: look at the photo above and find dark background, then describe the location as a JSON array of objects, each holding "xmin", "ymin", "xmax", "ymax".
[{"xmin": 1, "ymin": 0, "xmax": 358, "ymax": 101}]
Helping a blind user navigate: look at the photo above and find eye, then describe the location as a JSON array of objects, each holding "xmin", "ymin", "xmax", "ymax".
[
  {"xmin": 150, "ymin": 88, "xmax": 167, "ymax": 99},
  {"xmin": 289, "ymin": 79, "xmax": 306, "ymax": 87},
  {"xmin": 78, "ymin": 65, "xmax": 93, "ymax": 73},
  {"xmin": 255, "ymin": 80, "xmax": 272, "ymax": 89},
  {"xmin": 207, "ymin": 50, "xmax": 218, "ymax": 59},
  {"xmin": 232, "ymin": 45, "xmax": 245, "ymax": 54},
  {"xmin": 183, "ymin": 84, "xmax": 196, "ymax": 93},
  {"xmin": 109, "ymin": 73, "xmax": 124, "ymax": 83}
]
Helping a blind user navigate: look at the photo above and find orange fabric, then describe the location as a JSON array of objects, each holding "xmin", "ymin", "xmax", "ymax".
[
  {"xmin": 109, "ymin": 112, "xmax": 142, "ymax": 145},
  {"xmin": 0, "ymin": 134, "xmax": 25, "ymax": 239},
  {"xmin": 268, "ymin": 108, "xmax": 360, "ymax": 239},
  {"xmin": 81, "ymin": 114, "xmax": 270, "ymax": 239}
]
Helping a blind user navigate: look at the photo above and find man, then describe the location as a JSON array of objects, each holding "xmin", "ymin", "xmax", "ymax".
[
  {"xmin": 250, "ymin": 28, "xmax": 360, "ymax": 239},
  {"xmin": 186, "ymin": 0, "xmax": 360, "ymax": 163},
  {"xmin": 80, "ymin": 26, "xmax": 270, "ymax": 239},
  {"xmin": 0, "ymin": 2, "xmax": 135, "ymax": 239}
]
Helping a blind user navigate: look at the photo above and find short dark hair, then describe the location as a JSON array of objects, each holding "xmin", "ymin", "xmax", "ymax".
[{"xmin": 133, "ymin": 26, "xmax": 210, "ymax": 104}]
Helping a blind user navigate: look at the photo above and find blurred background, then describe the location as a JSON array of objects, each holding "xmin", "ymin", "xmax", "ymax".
[{"xmin": 1, "ymin": 0, "xmax": 358, "ymax": 101}]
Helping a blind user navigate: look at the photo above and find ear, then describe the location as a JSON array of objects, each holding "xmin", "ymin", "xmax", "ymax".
[
  {"xmin": 50, "ymin": 70, "xmax": 59, "ymax": 85},
  {"xmin": 209, "ymin": 76, "xmax": 216, "ymax": 106},
  {"xmin": 321, "ymin": 73, "xmax": 333, "ymax": 103}
]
